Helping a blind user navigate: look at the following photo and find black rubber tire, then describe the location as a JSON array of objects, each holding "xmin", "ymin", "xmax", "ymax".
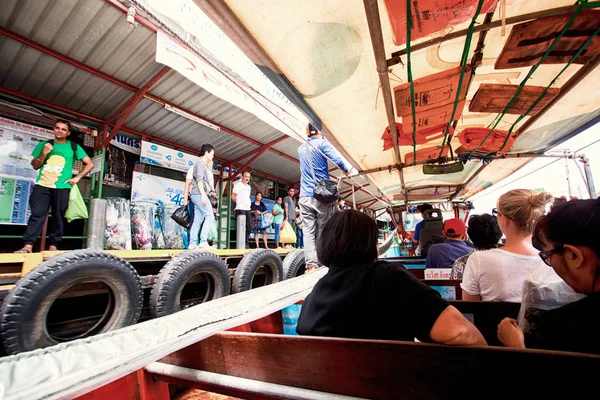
[
  {"xmin": 0, "ymin": 250, "xmax": 142, "ymax": 355},
  {"xmin": 232, "ymin": 249, "xmax": 283, "ymax": 293},
  {"xmin": 282, "ymin": 249, "xmax": 306, "ymax": 279},
  {"xmin": 150, "ymin": 251, "xmax": 230, "ymax": 318}
]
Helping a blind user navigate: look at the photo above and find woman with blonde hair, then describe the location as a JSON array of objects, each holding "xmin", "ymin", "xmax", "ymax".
[{"xmin": 461, "ymin": 189, "xmax": 553, "ymax": 302}]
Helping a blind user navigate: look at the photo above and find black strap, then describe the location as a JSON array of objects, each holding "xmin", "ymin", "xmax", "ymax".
[{"xmin": 46, "ymin": 140, "xmax": 78, "ymax": 161}]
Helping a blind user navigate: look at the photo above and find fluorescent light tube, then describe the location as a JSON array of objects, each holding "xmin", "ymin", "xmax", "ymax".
[{"xmin": 165, "ymin": 104, "xmax": 221, "ymax": 131}]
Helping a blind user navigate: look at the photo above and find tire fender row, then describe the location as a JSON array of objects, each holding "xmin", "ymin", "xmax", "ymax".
[{"xmin": 0, "ymin": 248, "xmax": 304, "ymax": 355}]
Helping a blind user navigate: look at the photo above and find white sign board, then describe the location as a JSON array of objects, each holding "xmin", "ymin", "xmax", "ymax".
[
  {"xmin": 155, "ymin": 31, "xmax": 305, "ymax": 138},
  {"xmin": 424, "ymin": 268, "xmax": 453, "ymax": 280},
  {"xmin": 140, "ymin": 140, "xmax": 199, "ymax": 173},
  {"xmin": 131, "ymin": 171, "xmax": 186, "ymax": 207}
]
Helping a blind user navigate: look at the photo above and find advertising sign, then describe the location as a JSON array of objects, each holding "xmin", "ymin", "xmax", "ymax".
[
  {"xmin": 140, "ymin": 140, "xmax": 199, "ymax": 173},
  {"xmin": 110, "ymin": 134, "xmax": 141, "ymax": 155},
  {"xmin": 131, "ymin": 171, "xmax": 186, "ymax": 207},
  {"xmin": 0, "ymin": 176, "xmax": 34, "ymax": 225}
]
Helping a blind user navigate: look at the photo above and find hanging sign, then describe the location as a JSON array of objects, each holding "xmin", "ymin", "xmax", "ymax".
[
  {"xmin": 110, "ymin": 134, "xmax": 141, "ymax": 155},
  {"xmin": 155, "ymin": 30, "xmax": 305, "ymax": 138},
  {"xmin": 140, "ymin": 140, "xmax": 199, "ymax": 173}
]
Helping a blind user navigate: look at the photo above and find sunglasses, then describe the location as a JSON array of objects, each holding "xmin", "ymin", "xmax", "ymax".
[{"xmin": 538, "ymin": 245, "xmax": 564, "ymax": 266}]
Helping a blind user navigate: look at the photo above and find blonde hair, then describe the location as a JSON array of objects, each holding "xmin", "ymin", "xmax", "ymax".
[{"xmin": 498, "ymin": 189, "xmax": 553, "ymax": 233}]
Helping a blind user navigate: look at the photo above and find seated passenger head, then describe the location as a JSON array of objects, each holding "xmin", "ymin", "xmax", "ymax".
[
  {"xmin": 535, "ymin": 199, "xmax": 600, "ymax": 294},
  {"xmin": 443, "ymin": 218, "xmax": 466, "ymax": 240},
  {"xmin": 467, "ymin": 214, "xmax": 502, "ymax": 250},
  {"xmin": 497, "ymin": 189, "xmax": 553, "ymax": 235},
  {"xmin": 317, "ymin": 209, "xmax": 378, "ymax": 266},
  {"xmin": 419, "ymin": 203, "xmax": 433, "ymax": 217}
]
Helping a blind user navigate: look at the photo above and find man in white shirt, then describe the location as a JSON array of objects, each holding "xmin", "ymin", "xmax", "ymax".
[{"xmin": 232, "ymin": 171, "xmax": 252, "ymax": 248}]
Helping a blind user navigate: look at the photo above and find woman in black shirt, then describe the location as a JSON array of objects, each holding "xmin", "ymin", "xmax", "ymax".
[
  {"xmin": 297, "ymin": 210, "xmax": 486, "ymax": 346},
  {"xmin": 250, "ymin": 191, "xmax": 268, "ymax": 249},
  {"xmin": 498, "ymin": 198, "xmax": 600, "ymax": 354}
]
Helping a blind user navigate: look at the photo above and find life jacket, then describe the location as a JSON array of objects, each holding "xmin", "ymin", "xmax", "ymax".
[{"xmin": 456, "ymin": 128, "xmax": 516, "ymax": 153}]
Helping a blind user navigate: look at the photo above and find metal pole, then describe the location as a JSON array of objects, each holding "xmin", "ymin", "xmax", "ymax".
[
  {"xmin": 582, "ymin": 155, "xmax": 597, "ymax": 199},
  {"xmin": 351, "ymin": 185, "xmax": 356, "ymax": 209},
  {"xmin": 226, "ymin": 163, "xmax": 232, "ymax": 249},
  {"xmin": 565, "ymin": 157, "xmax": 572, "ymax": 199},
  {"xmin": 145, "ymin": 362, "xmax": 365, "ymax": 400},
  {"xmin": 217, "ymin": 168, "xmax": 223, "ymax": 249}
]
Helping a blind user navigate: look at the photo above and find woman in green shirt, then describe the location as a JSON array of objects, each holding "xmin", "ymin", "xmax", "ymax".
[{"xmin": 272, "ymin": 196, "xmax": 285, "ymax": 249}]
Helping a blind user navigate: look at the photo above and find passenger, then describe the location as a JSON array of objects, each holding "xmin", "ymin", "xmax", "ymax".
[
  {"xmin": 297, "ymin": 210, "xmax": 487, "ymax": 346},
  {"xmin": 188, "ymin": 144, "xmax": 216, "ymax": 250},
  {"xmin": 450, "ymin": 214, "xmax": 502, "ymax": 280},
  {"xmin": 272, "ymin": 196, "xmax": 284, "ymax": 249},
  {"xmin": 338, "ymin": 198, "xmax": 351, "ymax": 211},
  {"xmin": 461, "ymin": 189, "xmax": 552, "ymax": 302},
  {"xmin": 498, "ymin": 199, "xmax": 600, "ymax": 354},
  {"xmin": 408, "ymin": 203, "xmax": 433, "ymax": 246},
  {"xmin": 250, "ymin": 192, "xmax": 268, "ymax": 249},
  {"xmin": 420, "ymin": 234, "xmax": 447, "ymax": 258},
  {"xmin": 298, "ymin": 123, "xmax": 356, "ymax": 272},
  {"xmin": 425, "ymin": 219, "xmax": 472, "ymax": 269},
  {"xmin": 295, "ymin": 199, "xmax": 304, "ymax": 249},
  {"xmin": 183, "ymin": 165, "xmax": 195, "ymax": 247}
]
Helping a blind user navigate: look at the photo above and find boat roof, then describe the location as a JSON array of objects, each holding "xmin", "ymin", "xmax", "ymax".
[{"xmin": 198, "ymin": 0, "xmax": 600, "ymax": 204}]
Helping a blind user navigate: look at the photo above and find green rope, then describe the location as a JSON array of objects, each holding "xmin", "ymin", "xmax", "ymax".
[
  {"xmin": 492, "ymin": 24, "xmax": 600, "ymax": 154},
  {"xmin": 466, "ymin": 0, "xmax": 589, "ymax": 159},
  {"xmin": 438, "ymin": 0, "xmax": 485, "ymax": 159},
  {"xmin": 405, "ymin": 0, "xmax": 417, "ymax": 165}
]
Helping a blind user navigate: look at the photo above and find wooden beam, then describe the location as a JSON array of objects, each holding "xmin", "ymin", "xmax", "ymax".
[{"xmin": 159, "ymin": 331, "xmax": 600, "ymax": 399}]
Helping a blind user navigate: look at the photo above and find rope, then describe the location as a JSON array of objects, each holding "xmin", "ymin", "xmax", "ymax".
[
  {"xmin": 491, "ymin": 24, "xmax": 600, "ymax": 154},
  {"xmin": 437, "ymin": 0, "xmax": 486, "ymax": 159},
  {"xmin": 465, "ymin": 1, "xmax": 590, "ymax": 160},
  {"xmin": 405, "ymin": 0, "xmax": 417, "ymax": 165}
]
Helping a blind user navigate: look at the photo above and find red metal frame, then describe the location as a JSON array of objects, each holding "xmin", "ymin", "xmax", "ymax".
[
  {"xmin": 0, "ymin": 85, "xmax": 293, "ymax": 184},
  {"xmin": 100, "ymin": 66, "xmax": 171, "ymax": 148},
  {"xmin": 0, "ymin": 26, "xmax": 298, "ymax": 163}
]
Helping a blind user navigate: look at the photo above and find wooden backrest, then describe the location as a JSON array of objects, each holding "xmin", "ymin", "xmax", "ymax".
[
  {"xmin": 160, "ymin": 331, "xmax": 600, "ymax": 400},
  {"xmin": 450, "ymin": 301, "xmax": 521, "ymax": 346}
]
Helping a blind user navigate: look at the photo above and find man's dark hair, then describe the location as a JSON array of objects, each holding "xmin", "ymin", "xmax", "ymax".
[
  {"xmin": 535, "ymin": 199, "xmax": 600, "ymax": 257},
  {"xmin": 55, "ymin": 120, "xmax": 71, "ymax": 131},
  {"xmin": 307, "ymin": 123, "xmax": 318, "ymax": 136},
  {"xmin": 317, "ymin": 210, "xmax": 378, "ymax": 266},
  {"xmin": 199, "ymin": 144, "xmax": 215, "ymax": 156},
  {"xmin": 467, "ymin": 214, "xmax": 502, "ymax": 250},
  {"xmin": 420, "ymin": 203, "xmax": 433, "ymax": 214},
  {"xmin": 242, "ymin": 170, "xmax": 251, "ymax": 177}
]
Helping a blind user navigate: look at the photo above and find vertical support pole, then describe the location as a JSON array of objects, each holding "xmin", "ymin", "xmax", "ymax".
[
  {"xmin": 217, "ymin": 167, "xmax": 224, "ymax": 249},
  {"xmin": 582, "ymin": 155, "xmax": 597, "ymax": 199},
  {"xmin": 565, "ymin": 157, "xmax": 572, "ymax": 199},
  {"xmin": 40, "ymin": 215, "xmax": 48, "ymax": 252},
  {"xmin": 236, "ymin": 214, "xmax": 246, "ymax": 249},
  {"xmin": 226, "ymin": 163, "xmax": 232, "ymax": 249},
  {"xmin": 351, "ymin": 185, "xmax": 356, "ymax": 209}
]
